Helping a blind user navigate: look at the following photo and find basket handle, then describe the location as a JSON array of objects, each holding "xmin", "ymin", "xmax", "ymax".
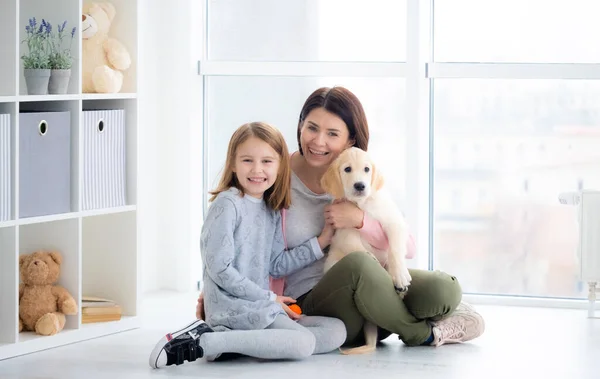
[{"xmin": 38, "ymin": 120, "xmax": 48, "ymax": 136}]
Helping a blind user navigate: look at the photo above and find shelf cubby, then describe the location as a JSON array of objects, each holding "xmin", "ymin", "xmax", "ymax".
[
  {"xmin": 19, "ymin": 218, "xmax": 80, "ymax": 335},
  {"xmin": 18, "ymin": 100, "xmax": 80, "ymax": 217},
  {"xmin": 19, "ymin": 0, "xmax": 81, "ymax": 96},
  {"xmin": 82, "ymin": 211, "xmax": 138, "ymax": 317},
  {"xmin": 82, "ymin": 98, "xmax": 137, "ymax": 206}
]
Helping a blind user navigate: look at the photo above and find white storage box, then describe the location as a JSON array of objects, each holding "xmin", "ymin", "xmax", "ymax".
[
  {"xmin": 0, "ymin": 114, "xmax": 10, "ymax": 221},
  {"xmin": 19, "ymin": 111, "xmax": 71, "ymax": 218},
  {"xmin": 82, "ymin": 109, "xmax": 126, "ymax": 210}
]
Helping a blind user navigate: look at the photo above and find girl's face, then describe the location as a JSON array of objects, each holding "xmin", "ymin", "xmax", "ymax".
[
  {"xmin": 299, "ymin": 107, "xmax": 353, "ymax": 170},
  {"xmin": 233, "ymin": 137, "xmax": 281, "ymax": 199}
]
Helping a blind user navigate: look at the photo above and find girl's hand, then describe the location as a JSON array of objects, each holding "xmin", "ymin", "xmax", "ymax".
[
  {"xmin": 276, "ymin": 296, "xmax": 301, "ymax": 320},
  {"xmin": 324, "ymin": 199, "xmax": 364, "ymax": 229},
  {"xmin": 196, "ymin": 292, "xmax": 205, "ymax": 320},
  {"xmin": 317, "ymin": 222, "xmax": 335, "ymax": 249}
]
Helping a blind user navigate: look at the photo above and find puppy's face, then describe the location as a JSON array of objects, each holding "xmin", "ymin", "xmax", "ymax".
[{"xmin": 321, "ymin": 147, "xmax": 384, "ymax": 202}]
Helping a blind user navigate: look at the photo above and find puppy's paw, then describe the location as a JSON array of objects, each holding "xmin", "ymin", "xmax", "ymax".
[
  {"xmin": 389, "ymin": 265, "xmax": 412, "ymax": 292},
  {"xmin": 398, "ymin": 268, "xmax": 412, "ymax": 291}
]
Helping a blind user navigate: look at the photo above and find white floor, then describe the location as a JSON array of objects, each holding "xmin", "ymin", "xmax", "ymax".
[{"xmin": 1, "ymin": 291, "xmax": 599, "ymax": 379}]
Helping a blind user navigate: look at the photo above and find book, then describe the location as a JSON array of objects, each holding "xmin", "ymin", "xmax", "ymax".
[
  {"xmin": 81, "ymin": 295, "xmax": 122, "ymax": 323},
  {"xmin": 82, "ymin": 313, "xmax": 122, "ymax": 324},
  {"xmin": 81, "ymin": 295, "xmax": 116, "ymax": 308},
  {"xmin": 82, "ymin": 304, "xmax": 122, "ymax": 316}
]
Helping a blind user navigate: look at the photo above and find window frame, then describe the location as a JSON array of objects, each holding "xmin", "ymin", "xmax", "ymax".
[{"xmin": 195, "ymin": 0, "xmax": 599, "ymax": 311}]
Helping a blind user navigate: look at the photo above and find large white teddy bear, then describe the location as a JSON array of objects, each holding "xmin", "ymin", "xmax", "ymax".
[{"xmin": 81, "ymin": 1, "xmax": 131, "ymax": 93}]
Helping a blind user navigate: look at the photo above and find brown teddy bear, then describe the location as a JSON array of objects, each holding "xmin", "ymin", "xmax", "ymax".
[{"xmin": 19, "ymin": 251, "xmax": 78, "ymax": 336}]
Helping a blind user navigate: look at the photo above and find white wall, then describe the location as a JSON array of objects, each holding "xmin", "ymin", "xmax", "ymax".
[{"xmin": 138, "ymin": 0, "xmax": 203, "ymax": 293}]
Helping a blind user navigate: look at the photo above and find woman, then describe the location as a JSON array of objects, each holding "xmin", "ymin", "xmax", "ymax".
[{"xmin": 198, "ymin": 86, "xmax": 485, "ymax": 348}]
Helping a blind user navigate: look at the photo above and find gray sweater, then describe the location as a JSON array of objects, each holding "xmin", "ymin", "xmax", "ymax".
[
  {"xmin": 201, "ymin": 187, "xmax": 323, "ymax": 331},
  {"xmin": 282, "ymin": 172, "xmax": 334, "ymax": 300}
]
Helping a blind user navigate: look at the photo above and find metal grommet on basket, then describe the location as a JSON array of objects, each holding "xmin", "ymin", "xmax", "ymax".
[
  {"xmin": 38, "ymin": 120, "xmax": 48, "ymax": 136},
  {"xmin": 98, "ymin": 119, "xmax": 105, "ymax": 133}
]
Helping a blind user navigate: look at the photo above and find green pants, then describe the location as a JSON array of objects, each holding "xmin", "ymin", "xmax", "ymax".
[{"xmin": 297, "ymin": 251, "xmax": 462, "ymax": 346}]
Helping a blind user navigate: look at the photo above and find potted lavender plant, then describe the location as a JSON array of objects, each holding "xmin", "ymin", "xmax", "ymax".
[
  {"xmin": 48, "ymin": 21, "xmax": 77, "ymax": 94},
  {"xmin": 21, "ymin": 18, "xmax": 51, "ymax": 95}
]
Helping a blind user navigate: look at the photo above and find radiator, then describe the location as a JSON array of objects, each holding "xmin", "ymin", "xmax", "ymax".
[{"xmin": 559, "ymin": 190, "xmax": 600, "ymax": 318}]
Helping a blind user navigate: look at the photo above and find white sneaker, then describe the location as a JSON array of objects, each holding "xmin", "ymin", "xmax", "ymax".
[
  {"xmin": 430, "ymin": 302, "xmax": 485, "ymax": 347},
  {"xmin": 149, "ymin": 319, "xmax": 213, "ymax": 369}
]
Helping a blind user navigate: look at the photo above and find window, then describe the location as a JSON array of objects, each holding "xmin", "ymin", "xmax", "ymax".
[
  {"xmin": 431, "ymin": 1, "xmax": 600, "ymax": 298},
  {"xmin": 201, "ymin": 0, "xmax": 597, "ymax": 304},
  {"xmin": 207, "ymin": 0, "xmax": 406, "ymax": 62},
  {"xmin": 434, "ymin": 0, "xmax": 600, "ymax": 63},
  {"xmin": 433, "ymin": 80, "xmax": 599, "ymax": 297}
]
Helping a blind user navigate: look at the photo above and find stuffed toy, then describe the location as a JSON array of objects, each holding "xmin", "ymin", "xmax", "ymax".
[
  {"xmin": 81, "ymin": 1, "xmax": 131, "ymax": 93},
  {"xmin": 19, "ymin": 251, "xmax": 78, "ymax": 336}
]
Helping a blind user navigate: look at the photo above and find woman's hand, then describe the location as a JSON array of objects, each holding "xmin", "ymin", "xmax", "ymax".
[
  {"xmin": 324, "ymin": 199, "xmax": 364, "ymax": 229},
  {"xmin": 196, "ymin": 292, "xmax": 205, "ymax": 320},
  {"xmin": 276, "ymin": 296, "xmax": 301, "ymax": 320}
]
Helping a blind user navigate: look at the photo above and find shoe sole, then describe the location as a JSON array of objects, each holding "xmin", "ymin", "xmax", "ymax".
[{"xmin": 149, "ymin": 319, "xmax": 205, "ymax": 369}]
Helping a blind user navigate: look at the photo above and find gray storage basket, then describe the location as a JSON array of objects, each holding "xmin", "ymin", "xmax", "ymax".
[
  {"xmin": 82, "ymin": 109, "xmax": 126, "ymax": 210},
  {"xmin": 19, "ymin": 111, "xmax": 71, "ymax": 218},
  {"xmin": 0, "ymin": 114, "xmax": 10, "ymax": 222}
]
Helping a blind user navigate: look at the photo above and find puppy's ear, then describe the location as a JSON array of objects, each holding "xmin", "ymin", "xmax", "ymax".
[
  {"xmin": 371, "ymin": 162, "xmax": 384, "ymax": 191},
  {"xmin": 321, "ymin": 160, "xmax": 345, "ymax": 199}
]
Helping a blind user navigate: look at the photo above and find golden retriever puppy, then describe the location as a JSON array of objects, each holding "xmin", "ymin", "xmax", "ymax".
[{"xmin": 321, "ymin": 147, "xmax": 412, "ymax": 355}]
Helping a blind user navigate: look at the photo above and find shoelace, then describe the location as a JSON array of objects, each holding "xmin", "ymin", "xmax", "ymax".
[{"xmin": 435, "ymin": 319, "xmax": 467, "ymax": 343}]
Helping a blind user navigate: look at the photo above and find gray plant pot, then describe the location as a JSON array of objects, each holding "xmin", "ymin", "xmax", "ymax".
[
  {"xmin": 48, "ymin": 69, "xmax": 72, "ymax": 95},
  {"xmin": 24, "ymin": 69, "xmax": 51, "ymax": 95}
]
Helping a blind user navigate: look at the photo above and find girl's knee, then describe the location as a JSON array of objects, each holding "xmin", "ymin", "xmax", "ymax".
[
  {"xmin": 295, "ymin": 332, "xmax": 316, "ymax": 358},
  {"xmin": 330, "ymin": 318, "xmax": 348, "ymax": 349}
]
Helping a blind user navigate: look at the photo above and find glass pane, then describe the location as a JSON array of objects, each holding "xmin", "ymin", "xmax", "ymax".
[
  {"xmin": 434, "ymin": 0, "xmax": 600, "ymax": 63},
  {"xmin": 433, "ymin": 79, "xmax": 600, "ymax": 298},
  {"xmin": 206, "ymin": 76, "xmax": 406, "ymax": 208},
  {"xmin": 208, "ymin": 0, "xmax": 406, "ymax": 62}
]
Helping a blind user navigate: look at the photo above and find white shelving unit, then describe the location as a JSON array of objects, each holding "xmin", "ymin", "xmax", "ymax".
[{"xmin": 0, "ymin": 0, "xmax": 140, "ymax": 360}]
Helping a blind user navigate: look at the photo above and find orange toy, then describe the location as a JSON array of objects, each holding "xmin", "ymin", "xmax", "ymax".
[{"xmin": 288, "ymin": 304, "xmax": 302, "ymax": 315}]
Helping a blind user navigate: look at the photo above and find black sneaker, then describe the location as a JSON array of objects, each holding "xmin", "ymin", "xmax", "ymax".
[{"xmin": 149, "ymin": 319, "xmax": 214, "ymax": 369}]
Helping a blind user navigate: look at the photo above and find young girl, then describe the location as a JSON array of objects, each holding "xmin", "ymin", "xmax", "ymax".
[{"xmin": 149, "ymin": 122, "xmax": 346, "ymax": 369}]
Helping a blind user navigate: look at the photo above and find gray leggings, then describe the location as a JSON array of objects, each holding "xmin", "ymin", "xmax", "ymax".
[{"xmin": 199, "ymin": 315, "xmax": 346, "ymax": 360}]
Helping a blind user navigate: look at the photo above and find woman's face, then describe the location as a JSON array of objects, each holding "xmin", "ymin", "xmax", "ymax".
[{"xmin": 299, "ymin": 107, "xmax": 354, "ymax": 169}]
